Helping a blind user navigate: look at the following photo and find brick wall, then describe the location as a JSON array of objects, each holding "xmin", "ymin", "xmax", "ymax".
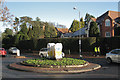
[{"xmin": 101, "ymin": 16, "xmax": 114, "ymax": 37}]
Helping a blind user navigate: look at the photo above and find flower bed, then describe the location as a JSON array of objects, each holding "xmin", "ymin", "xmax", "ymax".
[{"xmin": 21, "ymin": 58, "xmax": 87, "ymax": 68}]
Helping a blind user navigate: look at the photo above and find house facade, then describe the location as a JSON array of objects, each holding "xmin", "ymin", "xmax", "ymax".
[{"xmin": 96, "ymin": 11, "xmax": 120, "ymax": 37}]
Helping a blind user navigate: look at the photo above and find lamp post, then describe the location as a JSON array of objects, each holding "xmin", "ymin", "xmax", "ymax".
[{"xmin": 73, "ymin": 7, "xmax": 82, "ymax": 58}]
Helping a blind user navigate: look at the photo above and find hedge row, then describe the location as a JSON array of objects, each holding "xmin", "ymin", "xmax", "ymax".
[
  {"xmin": 17, "ymin": 38, "xmax": 79, "ymax": 53},
  {"xmin": 2, "ymin": 37, "xmax": 120, "ymax": 55}
]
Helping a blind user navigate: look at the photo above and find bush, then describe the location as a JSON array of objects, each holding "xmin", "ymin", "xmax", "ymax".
[
  {"xmin": 82, "ymin": 37, "xmax": 96, "ymax": 52},
  {"xmin": 23, "ymin": 58, "xmax": 87, "ymax": 66},
  {"xmin": 17, "ymin": 38, "xmax": 79, "ymax": 53}
]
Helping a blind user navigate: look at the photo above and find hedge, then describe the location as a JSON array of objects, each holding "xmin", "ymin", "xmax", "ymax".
[
  {"xmin": 17, "ymin": 38, "xmax": 79, "ymax": 53},
  {"xmin": 2, "ymin": 37, "xmax": 120, "ymax": 55}
]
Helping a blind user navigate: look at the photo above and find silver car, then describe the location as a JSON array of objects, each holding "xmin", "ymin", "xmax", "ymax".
[
  {"xmin": 8, "ymin": 47, "xmax": 19, "ymax": 54},
  {"xmin": 106, "ymin": 49, "xmax": 120, "ymax": 63}
]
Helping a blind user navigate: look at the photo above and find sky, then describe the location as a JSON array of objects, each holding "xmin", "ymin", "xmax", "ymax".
[{"xmin": 0, "ymin": 1, "xmax": 119, "ymax": 32}]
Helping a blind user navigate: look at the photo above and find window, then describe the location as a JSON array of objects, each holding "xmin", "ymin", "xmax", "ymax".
[
  {"xmin": 105, "ymin": 32, "xmax": 111, "ymax": 37},
  {"xmin": 105, "ymin": 19, "xmax": 110, "ymax": 26},
  {"xmin": 111, "ymin": 50, "xmax": 120, "ymax": 54}
]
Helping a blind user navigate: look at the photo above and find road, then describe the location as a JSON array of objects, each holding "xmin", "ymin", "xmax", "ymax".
[{"xmin": 1, "ymin": 53, "xmax": 120, "ymax": 80}]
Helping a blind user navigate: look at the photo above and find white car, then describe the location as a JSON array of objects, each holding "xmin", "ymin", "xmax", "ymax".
[
  {"xmin": 39, "ymin": 48, "xmax": 65, "ymax": 58},
  {"xmin": 39, "ymin": 48, "xmax": 49, "ymax": 57},
  {"xmin": 8, "ymin": 47, "xmax": 19, "ymax": 54},
  {"xmin": 106, "ymin": 49, "xmax": 120, "ymax": 63}
]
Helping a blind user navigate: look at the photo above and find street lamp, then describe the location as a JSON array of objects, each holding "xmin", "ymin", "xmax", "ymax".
[{"xmin": 73, "ymin": 7, "xmax": 82, "ymax": 58}]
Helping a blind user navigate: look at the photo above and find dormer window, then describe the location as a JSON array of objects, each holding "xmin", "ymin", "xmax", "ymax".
[{"xmin": 105, "ymin": 19, "xmax": 110, "ymax": 26}]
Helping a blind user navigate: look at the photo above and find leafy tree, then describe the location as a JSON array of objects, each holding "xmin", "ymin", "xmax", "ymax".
[
  {"xmin": 4, "ymin": 28, "xmax": 13, "ymax": 36},
  {"xmin": 14, "ymin": 33, "xmax": 21, "ymax": 44},
  {"xmin": 13, "ymin": 17, "xmax": 20, "ymax": 32},
  {"xmin": 85, "ymin": 13, "xmax": 95, "ymax": 25},
  {"xmin": 31, "ymin": 21, "xmax": 44, "ymax": 39},
  {"xmin": 89, "ymin": 22, "xmax": 99, "ymax": 37},
  {"xmin": 28, "ymin": 27, "xmax": 34, "ymax": 39},
  {"xmin": 69, "ymin": 20, "xmax": 80, "ymax": 32},
  {"xmin": 44, "ymin": 22, "xmax": 57, "ymax": 38},
  {"xmin": 20, "ymin": 16, "xmax": 32, "ymax": 23},
  {"xmin": 48, "ymin": 23, "xmax": 57, "ymax": 37},
  {"xmin": 36, "ymin": 17, "xmax": 40, "ymax": 21},
  {"xmin": 80, "ymin": 17, "xmax": 85, "ymax": 28},
  {"xmin": 2, "ymin": 32, "xmax": 7, "ymax": 40},
  {"xmin": 20, "ymin": 23, "xmax": 28, "ymax": 34},
  {"xmin": 23, "ymin": 33, "xmax": 29, "ymax": 40}
]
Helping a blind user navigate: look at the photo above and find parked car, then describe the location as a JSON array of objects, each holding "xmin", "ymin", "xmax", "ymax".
[
  {"xmin": 0, "ymin": 48, "xmax": 7, "ymax": 57},
  {"xmin": 106, "ymin": 49, "xmax": 120, "ymax": 63},
  {"xmin": 8, "ymin": 47, "xmax": 19, "ymax": 54},
  {"xmin": 39, "ymin": 48, "xmax": 49, "ymax": 57},
  {"xmin": 39, "ymin": 48, "xmax": 65, "ymax": 58}
]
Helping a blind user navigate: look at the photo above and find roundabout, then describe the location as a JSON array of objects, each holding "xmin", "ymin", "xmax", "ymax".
[{"xmin": 8, "ymin": 58, "xmax": 101, "ymax": 73}]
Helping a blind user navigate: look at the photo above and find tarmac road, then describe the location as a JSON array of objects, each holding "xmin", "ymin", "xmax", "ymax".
[{"xmin": 1, "ymin": 54, "xmax": 120, "ymax": 80}]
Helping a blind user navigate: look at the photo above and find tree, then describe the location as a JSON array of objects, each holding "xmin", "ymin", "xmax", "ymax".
[
  {"xmin": 69, "ymin": 20, "xmax": 80, "ymax": 32},
  {"xmin": 20, "ymin": 16, "xmax": 32, "ymax": 23},
  {"xmin": 85, "ymin": 13, "xmax": 95, "ymax": 25},
  {"xmin": 23, "ymin": 33, "xmax": 29, "ymax": 40},
  {"xmin": 0, "ymin": 0, "xmax": 14, "ymax": 25},
  {"xmin": 2, "ymin": 28, "xmax": 13, "ymax": 40},
  {"xmin": 80, "ymin": 17, "xmax": 85, "ymax": 28},
  {"xmin": 36, "ymin": 17, "xmax": 40, "ymax": 21},
  {"xmin": 89, "ymin": 22, "xmax": 99, "ymax": 37},
  {"xmin": 13, "ymin": 17, "xmax": 20, "ymax": 32},
  {"xmin": 31, "ymin": 21, "xmax": 44, "ymax": 39},
  {"xmin": 4, "ymin": 28, "xmax": 13, "ymax": 36},
  {"xmin": 14, "ymin": 33, "xmax": 21, "ymax": 44},
  {"xmin": 28, "ymin": 27, "xmax": 34, "ymax": 39},
  {"xmin": 44, "ymin": 22, "xmax": 57, "ymax": 38},
  {"xmin": 20, "ymin": 23, "xmax": 28, "ymax": 34},
  {"xmin": 2, "ymin": 32, "xmax": 7, "ymax": 40}
]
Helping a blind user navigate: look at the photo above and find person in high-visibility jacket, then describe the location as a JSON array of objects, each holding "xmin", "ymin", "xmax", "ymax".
[
  {"xmin": 94, "ymin": 47, "xmax": 98, "ymax": 56},
  {"xmin": 97, "ymin": 47, "xmax": 100, "ymax": 56}
]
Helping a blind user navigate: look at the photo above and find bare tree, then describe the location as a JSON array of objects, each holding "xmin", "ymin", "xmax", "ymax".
[{"xmin": 0, "ymin": 0, "xmax": 14, "ymax": 26}]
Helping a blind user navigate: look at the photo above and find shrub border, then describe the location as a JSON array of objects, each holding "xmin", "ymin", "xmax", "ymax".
[{"xmin": 20, "ymin": 61, "xmax": 89, "ymax": 68}]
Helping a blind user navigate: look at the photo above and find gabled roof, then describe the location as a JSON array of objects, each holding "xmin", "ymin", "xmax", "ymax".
[
  {"xmin": 72, "ymin": 27, "xmax": 86, "ymax": 37},
  {"xmin": 63, "ymin": 33, "xmax": 73, "ymax": 37},
  {"xmin": 55, "ymin": 28, "xmax": 70, "ymax": 33},
  {"xmin": 96, "ymin": 10, "xmax": 120, "ymax": 24},
  {"xmin": 109, "ymin": 11, "xmax": 120, "ymax": 19}
]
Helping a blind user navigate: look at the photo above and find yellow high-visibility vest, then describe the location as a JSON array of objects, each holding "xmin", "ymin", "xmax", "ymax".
[
  {"xmin": 95, "ymin": 47, "xmax": 97, "ymax": 52},
  {"xmin": 98, "ymin": 47, "xmax": 100, "ymax": 52}
]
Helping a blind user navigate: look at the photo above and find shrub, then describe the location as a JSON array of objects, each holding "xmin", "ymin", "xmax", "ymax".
[{"xmin": 23, "ymin": 58, "xmax": 87, "ymax": 66}]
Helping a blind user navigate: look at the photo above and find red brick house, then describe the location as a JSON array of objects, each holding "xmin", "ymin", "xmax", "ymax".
[{"xmin": 96, "ymin": 11, "xmax": 120, "ymax": 37}]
